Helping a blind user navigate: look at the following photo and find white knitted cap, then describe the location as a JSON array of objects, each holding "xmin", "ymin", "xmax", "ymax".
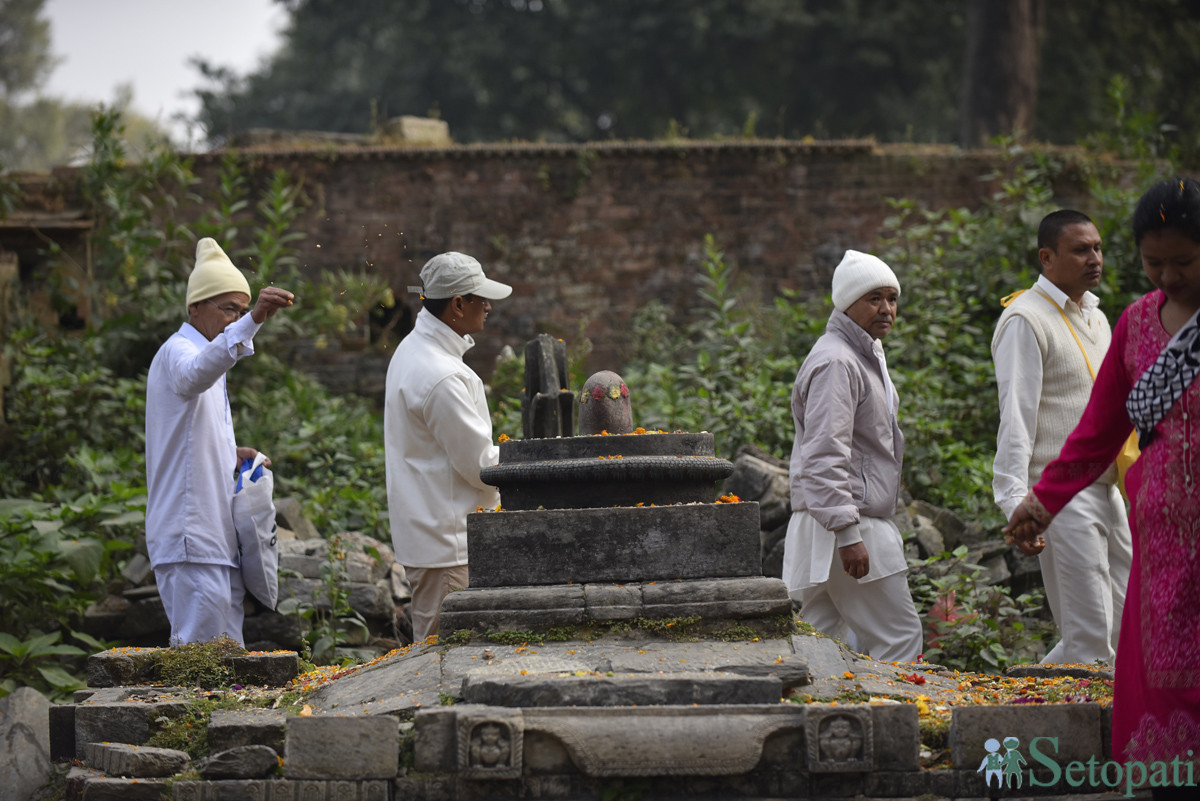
[
  {"xmin": 830, "ymin": 250, "xmax": 900, "ymax": 312},
  {"xmin": 186, "ymin": 238, "xmax": 251, "ymax": 310}
]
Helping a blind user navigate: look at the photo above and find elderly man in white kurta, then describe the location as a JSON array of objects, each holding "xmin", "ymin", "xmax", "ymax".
[
  {"xmin": 145, "ymin": 238, "xmax": 294, "ymax": 646},
  {"xmin": 385, "ymin": 252, "xmax": 512, "ymax": 642},
  {"xmin": 992, "ymin": 209, "xmax": 1131, "ymax": 665},
  {"xmin": 782, "ymin": 250, "xmax": 923, "ymax": 663}
]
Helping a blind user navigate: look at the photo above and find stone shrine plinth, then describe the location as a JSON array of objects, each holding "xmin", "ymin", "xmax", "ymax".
[{"xmin": 440, "ymin": 431, "xmax": 792, "ymax": 635}]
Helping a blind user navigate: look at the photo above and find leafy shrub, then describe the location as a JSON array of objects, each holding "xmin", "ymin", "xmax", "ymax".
[
  {"xmin": 622, "ymin": 235, "xmax": 824, "ymax": 459},
  {"xmin": 0, "ymin": 494, "xmax": 135, "ymax": 697},
  {"xmin": 909, "ymin": 546, "xmax": 1049, "ymax": 672},
  {"xmin": 276, "ymin": 534, "xmax": 371, "ymax": 665}
]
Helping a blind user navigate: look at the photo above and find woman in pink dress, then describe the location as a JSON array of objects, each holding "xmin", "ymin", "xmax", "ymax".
[{"xmin": 1006, "ymin": 177, "xmax": 1200, "ymax": 800}]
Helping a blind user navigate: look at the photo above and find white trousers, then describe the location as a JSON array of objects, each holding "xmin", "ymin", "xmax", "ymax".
[
  {"xmin": 156, "ymin": 562, "xmax": 245, "ymax": 646},
  {"xmin": 799, "ymin": 557, "xmax": 923, "ymax": 663},
  {"xmin": 405, "ymin": 564, "xmax": 469, "ymax": 643},
  {"xmin": 1038, "ymin": 482, "xmax": 1131, "ymax": 665}
]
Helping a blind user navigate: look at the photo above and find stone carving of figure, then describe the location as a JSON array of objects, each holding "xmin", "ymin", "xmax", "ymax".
[
  {"xmin": 578, "ymin": 370, "xmax": 633, "ymax": 435},
  {"xmin": 469, "ymin": 722, "xmax": 512, "ymax": 768},
  {"xmin": 818, "ymin": 715, "xmax": 863, "ymax": 762}
]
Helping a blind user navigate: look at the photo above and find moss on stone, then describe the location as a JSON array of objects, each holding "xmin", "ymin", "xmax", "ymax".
[{"xmin": 156, "ymin": 637, "xmax": 246, "ymax": 689}]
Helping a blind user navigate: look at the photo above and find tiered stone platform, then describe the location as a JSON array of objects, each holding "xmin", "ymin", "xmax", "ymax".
[
  {"xmin": 442, "ymin": 432, "xmax": 793, "ymax": 634},
  {"xmin": 46, "ymin": 639, "xmax": 1143, "ymax": 800},
  {"xmin": 40, "ymin": 425, "xmax": 1150, "ymax": 799}
]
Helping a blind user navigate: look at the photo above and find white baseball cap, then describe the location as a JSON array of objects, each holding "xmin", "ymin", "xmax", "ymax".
[{"xmin": 411, "ymin": 252, "xmax": 512, "ymax": 300}]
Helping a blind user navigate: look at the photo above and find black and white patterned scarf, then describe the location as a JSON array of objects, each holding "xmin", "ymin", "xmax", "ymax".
[{"xmin": 1126, "ymin": 307, "xmax": 1200, "ymax": 448}]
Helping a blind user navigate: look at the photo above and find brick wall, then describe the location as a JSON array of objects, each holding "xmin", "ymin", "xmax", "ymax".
[
  {"xmin": 8, "ymin": 141, "xmax": 1092, "ymax": 399},
  {"xmin": 185, "ymin": 141, "xmax": 1023, "ymax": 392}
]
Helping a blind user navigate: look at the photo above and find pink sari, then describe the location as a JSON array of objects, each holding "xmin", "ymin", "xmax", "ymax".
[{"xmin": 1033, "ymin": 289, "xmax": 1200, "ymax": 762}]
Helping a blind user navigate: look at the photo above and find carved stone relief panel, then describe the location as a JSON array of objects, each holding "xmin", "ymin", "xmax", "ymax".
[
  {"xmin": 457, "ymin": 710, "xmax": 524, "ymax": 780},
  {"xmin": 806, "ymin": 706, "xmax": 872, "ymax": 773}
]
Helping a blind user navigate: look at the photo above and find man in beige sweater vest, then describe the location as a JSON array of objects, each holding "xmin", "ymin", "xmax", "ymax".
[{"xmin": 991, "ymin": 210, "xmax": 1131, "ymax": 665}]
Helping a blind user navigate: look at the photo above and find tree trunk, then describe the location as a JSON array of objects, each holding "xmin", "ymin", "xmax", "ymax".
[{"xmin": 959, "ymin": 0, "xmax": 1044, "ymax": 146}]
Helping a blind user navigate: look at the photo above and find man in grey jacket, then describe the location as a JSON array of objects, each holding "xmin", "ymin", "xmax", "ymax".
[{"xmin": 781, "ymin": 250, "xmax": 923, "ymax": 663}]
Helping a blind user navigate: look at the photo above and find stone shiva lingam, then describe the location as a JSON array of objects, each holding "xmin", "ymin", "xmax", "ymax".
[{"xmin": 439, "ymin": 339, "xmax": 791, "ymax": 635}]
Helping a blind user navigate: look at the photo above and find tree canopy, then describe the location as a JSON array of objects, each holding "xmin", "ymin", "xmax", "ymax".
[
  {"xmin": 192, "ymin": 0, "xmax": 1200, "ymax": 161},
  {"xmin": 0, "ymin": 0, "xmax": 171, "ymax": 170}
]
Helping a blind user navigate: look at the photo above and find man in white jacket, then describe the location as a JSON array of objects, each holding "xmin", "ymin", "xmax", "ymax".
[{"xmin": 385, "ymin": 252, "xmax": 512, "ymax": 642}]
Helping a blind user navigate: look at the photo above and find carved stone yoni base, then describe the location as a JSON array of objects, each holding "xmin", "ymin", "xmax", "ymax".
[
  {"xmin": 467, "ymin": 502, "xmax": 761, "ymax": 587},
  {"xmin": 479, "ymin": 432, "xmax": 732, "ymax": 511},
  {"xmin": 439, "ymin": 576, "xmax": 793, "ymax": 636}
]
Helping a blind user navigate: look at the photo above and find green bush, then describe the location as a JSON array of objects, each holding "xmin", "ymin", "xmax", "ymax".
[
  {"xmin": 909, "ymin": 546, "xmax": 1050, "ymax": 672},
  {"xmin": 622, "ymin": 235, "xmax": 824, "ymax": 459}
]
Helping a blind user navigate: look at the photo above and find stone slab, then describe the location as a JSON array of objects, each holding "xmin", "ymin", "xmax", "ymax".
[
  {"xmin": 208, "ymin": 708, "xmax": 288, "ymax": 754},
  {"xmin": 870, "ymin": 702, "xmax": 921, "ymax": 771},
  {"xmin": 603, "ymin": 639, "xmax": 807, "ymax": 689},
  {"xmin": 0, "ymin": 687, "xmax": 52, "ymax": 801},
  {"xmin": 74, "ymin": 687, "xmax": 190, "ymax": 758},
  {"xmin": 305, "ymin": 648, "xmax": 444, "ymax": 716},
  {"xmin": 283, "ymin": 715, "xmax": 399, "ymax": 780},
  {"xmin": 197, "ymin": 744, "xmax": 279, "ymax": 779},
  {"xmin": 949, "ymin": 703, "xmax": 1105, "ymax": 768},
  {"xmin": 466, "ymin": 502, "xmax": 761, "ymax": 586},
  {"xmin": 85, "ymin": 741, "xmax": 190, "ymax": 777},
  {"xmin": 441, "ymin": 576, "xmax": 790, "ymax": 634},
  {"xmin": 70, "ymin": 774, "xmax": 170, "ymax": 800},
  {"xmin": 1006, "ymin": 664, "xmax": 1115, "ymax": 681},
  {"xmin": 274, "ymin": 496, "xmax": 321, "ymax": 541},
  {"xmin": 172, "ymin": 779, "xmax": 391, "ymax": 800},
  {"xmin": 460, "ymin": 671, "xmax": 783, "ymax": 707},
  {"xmin": 86, "ymin": 647, "xmax": 161, "ymax": 688},
  {"xmin": 227, "ymin": 652, "xmax": 301, "ymax": 686}
]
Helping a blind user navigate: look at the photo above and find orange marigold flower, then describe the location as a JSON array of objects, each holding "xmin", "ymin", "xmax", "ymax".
[{"xmin": 497, "ymin": 433, "xmax": 511, "ymax": 443}]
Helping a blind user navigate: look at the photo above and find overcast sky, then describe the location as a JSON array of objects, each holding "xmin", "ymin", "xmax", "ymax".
[{"xmin": 42, "ymin": 0, "xmax": 287, "ymax": 144}]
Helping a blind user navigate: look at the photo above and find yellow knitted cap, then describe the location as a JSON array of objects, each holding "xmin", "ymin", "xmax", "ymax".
[{"xmin": 186, "ymin": 238, "xmax": 251, "ymax": 310}]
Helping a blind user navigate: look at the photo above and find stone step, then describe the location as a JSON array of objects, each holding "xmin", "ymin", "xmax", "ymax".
[
  {"xmin": 440, "ymin": 576, "xmax": 793, "ymax": 634},
  {"xmin": 84, "ymin": 741, "xmax": 190, "ymax": 777},
  {"xmin": 71, "ymin": 687, "xmax": 191, "ymax": 760},
  {"xmin": 86, "ymin": 647, "xmax": 301, "ymax": 688},
  {"xmin": 460, "ymin": 670, "xmax": 784, "ymax": 707},
  {"xmin": 65, "ymin": 765, "xmax": 169, "ymax": 801},
  {"xmin": 207, "ymin": 708, "xmax": 287, "ymax": 755}
]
